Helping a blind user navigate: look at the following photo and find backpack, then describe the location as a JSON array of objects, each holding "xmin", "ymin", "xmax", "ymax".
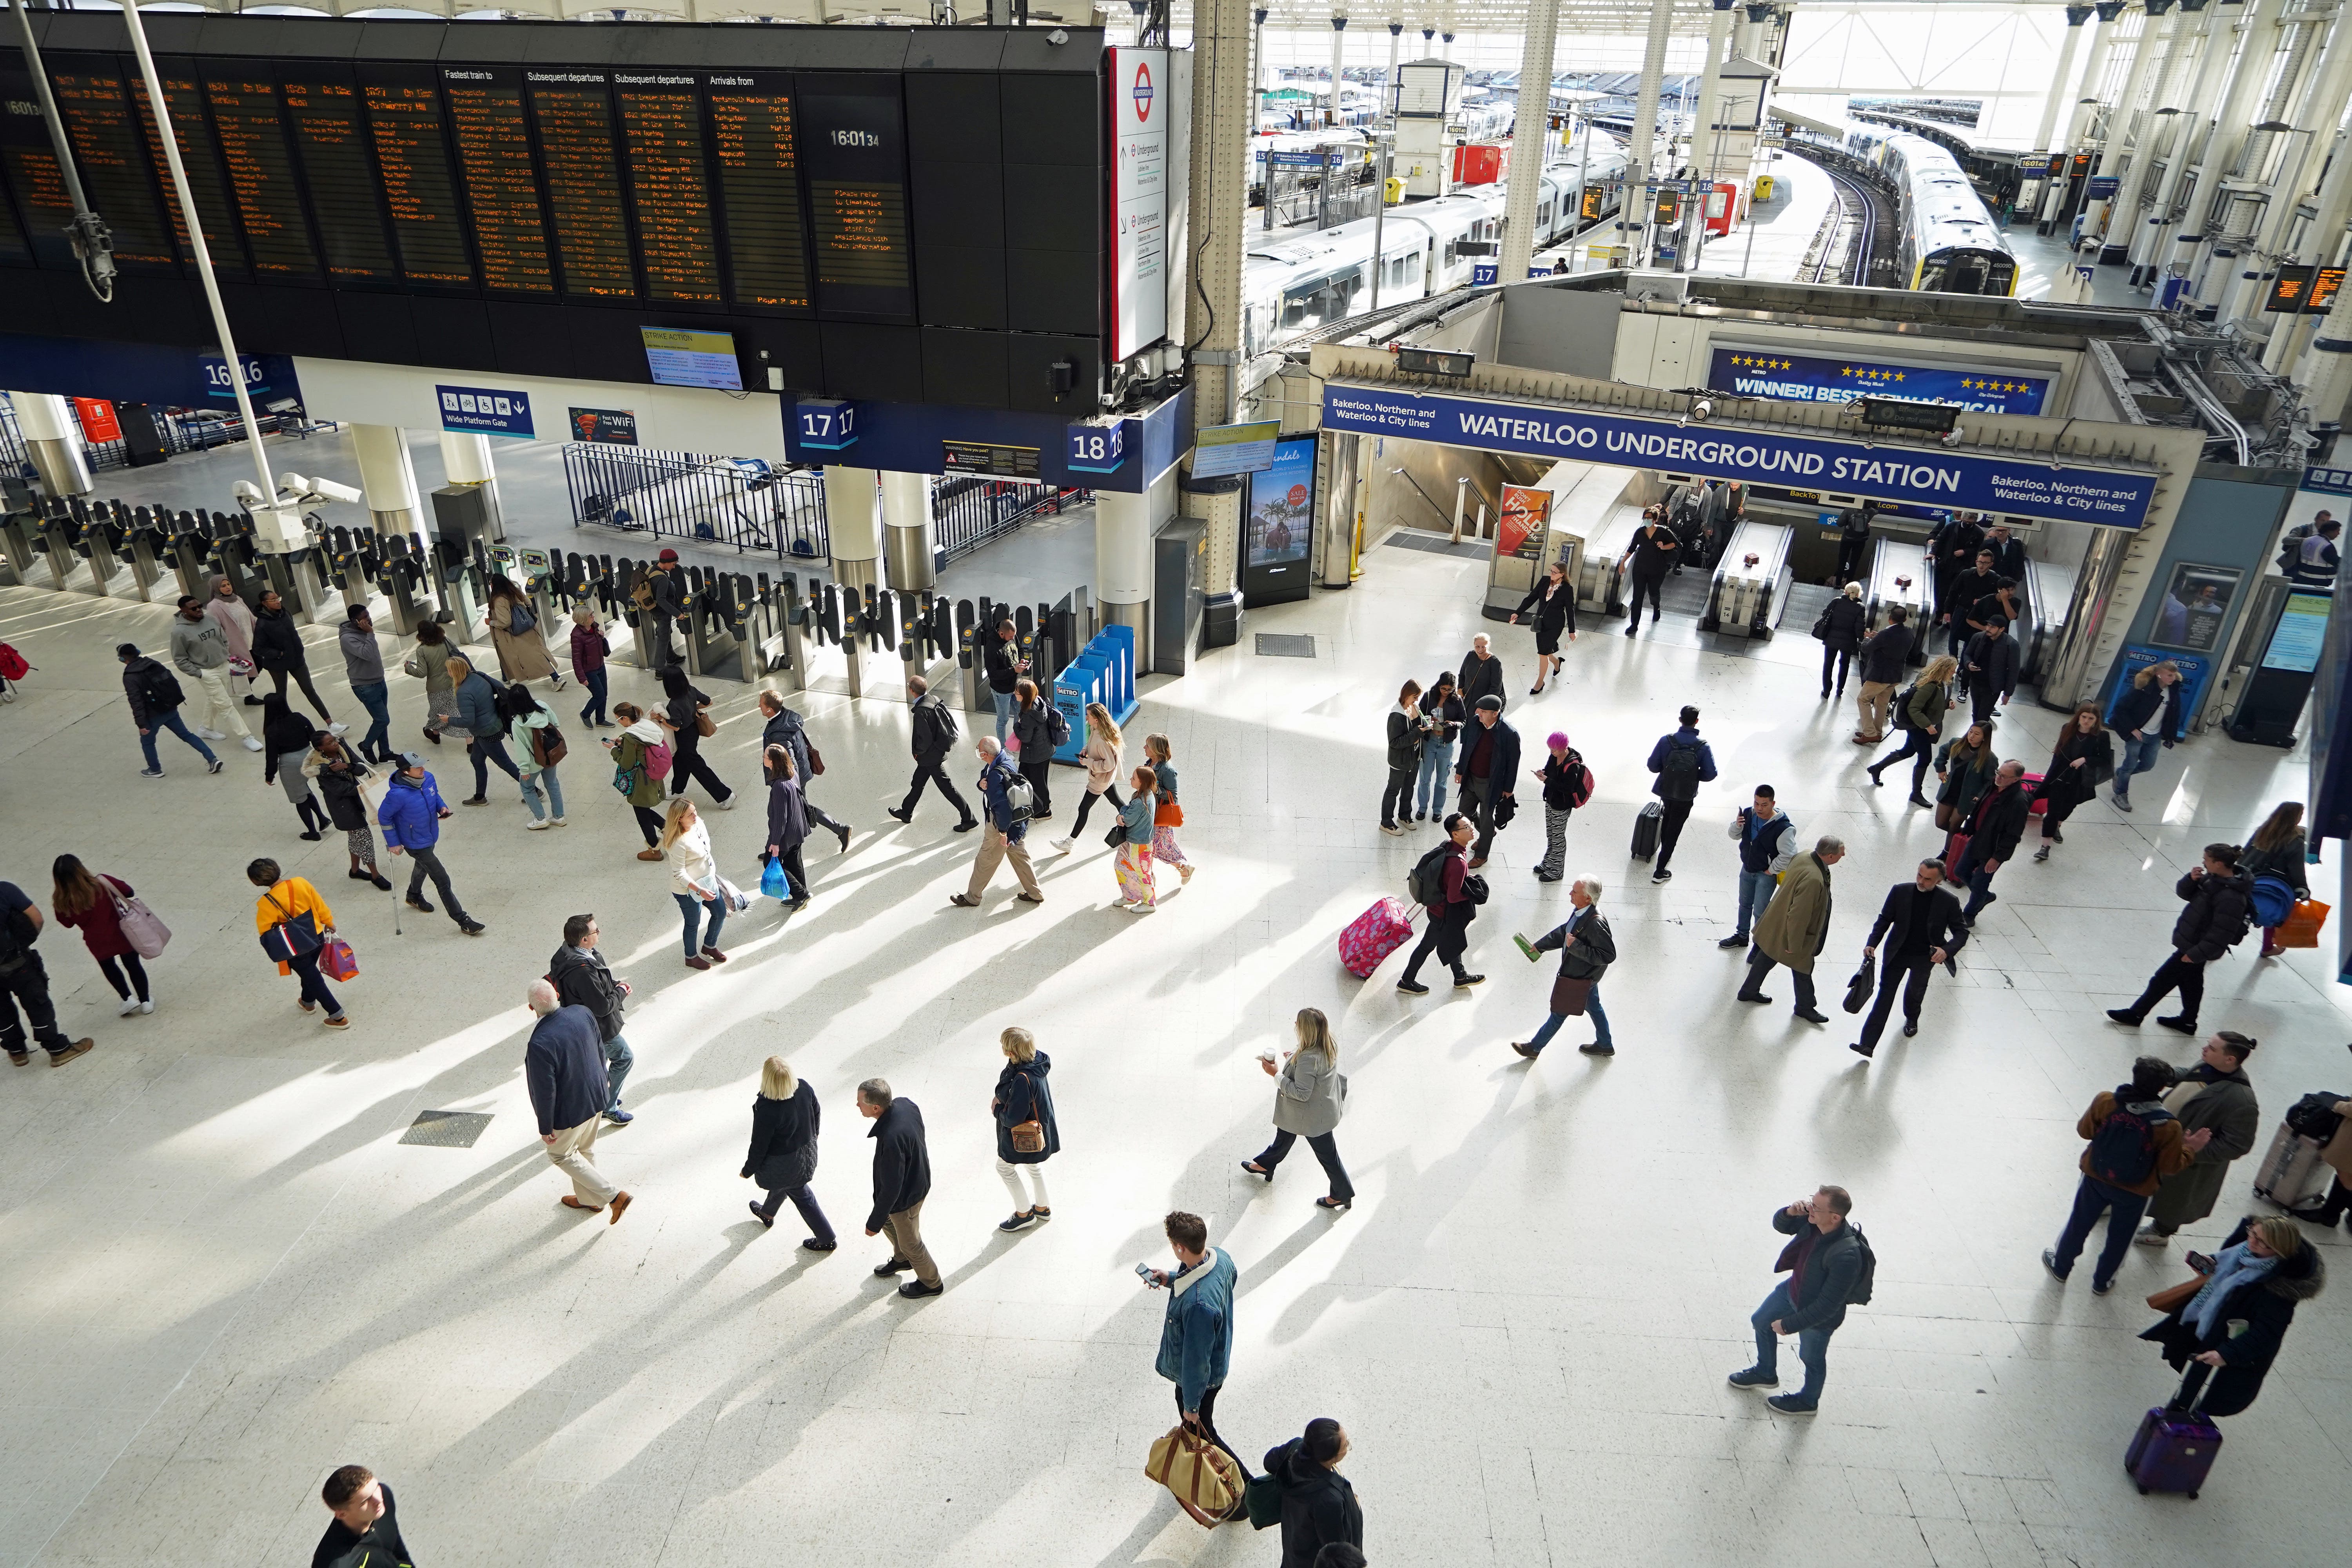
[
  {"xmin": 2087, "ymin": 1098, "xmax": 2174, "ymax": 1187},
  {"xmin": 1000, "ymin": 767, "xmax": 1036, "ymax": 826},
  {"xmin": 138, "ymin": 662, "xmax": 184, "ymax": 712},
  {"xmin": 2248, "ymin": 873, "xmax": 2296, "ymax": 929},
  {"xmin": 1045, "ymin": 701, "xmax": 1071, "ymax": 748},
  {"xmin": 1407, "ymin": 844, "xmax": 1453, "ymax": 907},
  {"xmin": 2285, "ymin": 1090, "xmax": 2347, "ymax": 1141},
  {"xmin": 1656, "ymin": 738, "xmax": 1702, "ymax": 802},
  {"xmin": 630, "ymin": 572, "xmax": 657, "ymax": 611},
  {"xmin": 532, "ymin": 720, "xmax": 568, "ymax": 768},
  {"xmin": 1846, "ymin": 1226, "xmax": 1877, "ymax": 1307},
  {"xmin": 0, "ymin": 642, "xmax": 27, "ymax": 681},
  {"xmin": 1891, "ymin": 682, "xmax": 1921, "ymax": 728},
  {"xmin": 0, "ymin": 899, "xmax": 34, "ymax": 973},
  {"xmin": 1561, "ymin": 755, "xmax": 1594, "ymax": 809},
  {"xmin": 642, "ymin": 737, "xmax": 673, "ymax": 781}
]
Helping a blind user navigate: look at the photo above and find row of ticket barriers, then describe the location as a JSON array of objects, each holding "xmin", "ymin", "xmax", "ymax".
[{"xmin": 0, "ymin": 480, "xmax": 1100, "ymax": 715}]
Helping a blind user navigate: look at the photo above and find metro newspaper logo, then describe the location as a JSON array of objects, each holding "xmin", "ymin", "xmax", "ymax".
[{"xmin": 1321, "ymin": 383, "xmax": 2152, "ymax": 527}]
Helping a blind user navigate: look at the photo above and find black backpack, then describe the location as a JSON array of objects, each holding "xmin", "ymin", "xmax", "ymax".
[
  {"xmin": 0, "ymin": 900, "xmax": 34, "ymax": 972},
  {"xmin": 1891, "ymin": 682, "xmax": 1922, "ymax": 729},
  {"xmin": 138, "ymin": 661, "xmax": 183, "ymax": 712},
  {"xmin": 1656, "ymin": 739, "xmax": 1702, "ymax": 802},
  {"xmin": 2286, "ymin": 1090, "xmax": 2348, "ymax": 1141},
  {"xmin": 1846, "ymin": 1226, "xmax": 1877, "ymax": 1307},
  {"xmin": 1407, "ymin": 844, "xmax": 1453, "ymax": 907},
  {"xmin": 1045, "ymin": 701, "xmax": 1071, "ymax": 748},
  {"xmin": 2087, "ymin": 1098, "xmax": 2174, "ymax": 1187}
]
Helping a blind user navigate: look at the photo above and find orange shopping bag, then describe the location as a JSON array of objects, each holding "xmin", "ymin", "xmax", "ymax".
[{"xmin": 2278, "ymin": 899, "xmax": 2331, "ymax": 949}]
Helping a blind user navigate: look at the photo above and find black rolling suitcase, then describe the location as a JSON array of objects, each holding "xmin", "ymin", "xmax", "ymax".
[{"xmin": 1630, "ymin": 801, "xmax": 1662, "ymax": 861}]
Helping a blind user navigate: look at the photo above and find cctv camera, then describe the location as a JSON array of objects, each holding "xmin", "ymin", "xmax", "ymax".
[
  {"xmin": 232, "ymin": 479, "xmax": 266, "ymax": 505},
  {"xmin": 1940, "ymin": 428, "xmax": 1964, "ymax": 448},
  {"xmin": 1690, "ymin": 398, "xmax": 1713, "ymax": 421},
  {"xmin": 310, "ymin": 476, "xmax": 365, "ymax": 505},
  {"xmin": 1048, "ymin": 27, "xmax": 1069, "ymax": 43},
  {"xmin": 276, "ymin": 471, "xmax": 310, "ymax": 497}
]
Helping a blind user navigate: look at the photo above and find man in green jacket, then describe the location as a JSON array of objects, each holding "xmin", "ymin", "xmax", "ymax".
[
  {"xmin": 1739, "ymin": 836, "xmax": 1844, "ymax": 1024},
  {"xmin": 2138, "ymin": 1031, "xmax": 2261, "ymax": 1247}
]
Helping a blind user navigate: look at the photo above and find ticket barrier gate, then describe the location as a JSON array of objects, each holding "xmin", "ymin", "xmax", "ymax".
[{"xmin": 1701, "ymin": 519, "xmax": 1793, "ymax": 638}]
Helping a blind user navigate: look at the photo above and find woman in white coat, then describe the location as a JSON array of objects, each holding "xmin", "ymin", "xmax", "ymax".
[{"xmin": 1239, "ymin": 1008, "xmax": 1354, "ymax": 1211}]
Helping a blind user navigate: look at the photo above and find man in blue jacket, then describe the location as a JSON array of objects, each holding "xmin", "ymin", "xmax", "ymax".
[
  {"xmin": 1644, "ymin": 705, "xmax": 1719, "ymax": 883},
  {"xmin": 1148, "ymin": 1210, "xmax": 1245, "ymax": 1490},
  {"xmin": 377, "ymin": 753, "xmax": 486, "ymax": 935},
  {"xmin": 524, "ymin": 978, "xmax": 628, "ymax": 1221},
  {"xmin": 950, "ymin": 735, "xmax": 1043, "ymax": 907}
]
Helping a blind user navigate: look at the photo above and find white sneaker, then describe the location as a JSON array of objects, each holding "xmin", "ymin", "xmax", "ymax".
[
  {"xmin": 1114, "ymin": 900, "xmax": 1139, "ymax": 911},
  {"xmin": 327, "ymin": 722, "xmax": 349, "ymax": 736},
  {"xmin": 527, "ymin": 818, "xmax": 552, "ymax": 831},
  {"xmin": 198, "ymin": 728, "xmax": 226, "ymax": 740},
  {"xmin": 241, "ymin": 736, "xmax": 263, "ymax": 752},
  {"xmin": 550, "ymin": 816, "xmax": 567, "ymax": 827},
  {"xmin": 713, "ymin": 797, "xmax": 736, "ymax": 811},
  {"xmin": 1051, "ymin": 836, "xmax": 1073, "ymax": 851},
  {"xmin": 118, "ymin": 996, "xmax": 142, "ymax": 1016},
  {"xmin": 138, "ymin": 999, "xmax": 154, "ymax": 1015}
]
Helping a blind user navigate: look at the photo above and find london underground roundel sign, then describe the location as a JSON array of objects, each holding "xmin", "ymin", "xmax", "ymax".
[{"xmin": 1134, "ymin": 62, "xmax": 1154, "ymax": 120}]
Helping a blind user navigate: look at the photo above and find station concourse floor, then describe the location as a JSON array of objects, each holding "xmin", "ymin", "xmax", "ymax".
[{"xmin": 3, "ymin": 524, "xmax": 2351, "ymax": 1568}]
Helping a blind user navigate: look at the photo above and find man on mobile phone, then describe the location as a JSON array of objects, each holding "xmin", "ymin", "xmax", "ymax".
[
  {"xmin": 1726, "ymin": 1186, "xmax": 1865, "ymax": 1416},
  {"xmin": 1146, "ymin": 1210, "xmax": 1247, "ymax": 1496}
]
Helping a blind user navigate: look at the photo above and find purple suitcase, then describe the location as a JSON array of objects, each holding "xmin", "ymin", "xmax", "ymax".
[{"xmin": 2125, "ymin": 1402, "xmax": 2222, "ymax": 1499}]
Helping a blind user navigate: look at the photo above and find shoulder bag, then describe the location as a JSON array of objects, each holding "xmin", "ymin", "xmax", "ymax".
[
  {"xmin": 106, "ymin": 883, "xmax": 172, "ymax": 960},
  {"xmin": 695, "ymin": 706, "xmax": 717, "ymax": 739},
  {"xmin": 258, "ymin": 891, "xmax": 324, "ymax": 964},
  {"xmin": 1008, "ymin": 1069, "xmax": 1047, "ymax": 1153}
]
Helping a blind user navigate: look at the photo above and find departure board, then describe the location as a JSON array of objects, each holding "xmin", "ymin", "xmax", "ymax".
[
  {"xmin": 280, "ymin": 69, "xmax": 397, "ymax": 285},
  {"xmin": 442, "ymin": 67, "xmax": 554, "ymax": 296},
  {"xmin": 129, "ymin": 68, "xmax": 249, "ymax": 282},
  {"xmin": 361, "ymin": 68, "xmax": 475, "ymax": 288},
  {"xmin": 0, "ymin": 67, "xmax": 78, "ymax": 270},
  {"xmin": 48, "ymin": 63, "xmax": 177, "ymax": 271},
  {"xmin": 0, "ymin": 168, "xmax": 26, "ymax": 268},
  {"xmin": 708, "ymin": 73, "xmax": 810, "ymax": 310},
  {"xmin": 527, "ymin": 72, "xmax": 637, "ymax": 299},
  {"xmin": 615, "ymin": 76, "xmax": 722, "ymax": 304},
  {"xmin": 800, "ymin": 79, "xmax": 913, "ymax": 318},
  {"xmin": 201, "ymin": 69, "xmax": 319, "ymax": 279}
]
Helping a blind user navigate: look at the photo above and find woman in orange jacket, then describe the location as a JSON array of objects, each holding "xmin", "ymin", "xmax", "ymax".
[{"xmin": 249, "ymin": 857, "xmax": 350, "ymax": 1029}]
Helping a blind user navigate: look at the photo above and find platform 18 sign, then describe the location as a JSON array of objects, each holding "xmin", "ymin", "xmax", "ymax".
[{"xmin": 1321, "ymin": 382, "xmax": 2156, "ymax": 528}]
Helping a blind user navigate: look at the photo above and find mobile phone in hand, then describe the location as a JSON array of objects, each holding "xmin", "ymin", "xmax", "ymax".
[
  {"xmin": 2185, "ymin": 1251, "xmax": 2215, "ymax": 1274},
  {"xmin": 1135, "ymin": 1262, "xmax": 1158, "ymax": 1285}
]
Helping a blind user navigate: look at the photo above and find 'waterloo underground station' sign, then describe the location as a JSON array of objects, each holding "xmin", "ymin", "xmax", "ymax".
[{"xmin": 1322, "ymin": 383, "xmax": 2156, "ymax": 528}]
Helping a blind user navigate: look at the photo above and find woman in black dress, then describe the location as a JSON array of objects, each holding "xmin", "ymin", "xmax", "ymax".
[{"xmin": 1510, "ymin": 561, "xmax": 1578, "ymax": 695}]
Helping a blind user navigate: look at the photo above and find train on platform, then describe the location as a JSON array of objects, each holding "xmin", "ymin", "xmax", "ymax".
[
  {"xmin": 1239, "ymin": 132, "xmax": 1630, "ymax": 359},
  {"xmin": 1798, "ymin": 122, "xmax": 2019, "ymax": 296}
]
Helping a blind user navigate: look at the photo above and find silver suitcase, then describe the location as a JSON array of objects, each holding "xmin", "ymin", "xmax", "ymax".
[{"xmin": 2251, "ymin": 1122, "xmax": 2332, "ymax": 1211}]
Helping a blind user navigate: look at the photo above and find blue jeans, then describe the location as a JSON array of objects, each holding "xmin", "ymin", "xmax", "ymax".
[
  {"xmin": 1955, "ymin": 843, "xmax": 1998, "ymax": 922},
  {"xmin": 1526, "ymin": 984, "xmax": 1612, "ymax": 1051},
  {"xmin": 471, "ymin": 735, "xmax": 522, "ymax": 799},
  {"xmin": 1735, "ymin": 869, "xmax": 1777, "ymax": 938},
  {"xmin": 1414, "ymin": 740, "xmax": 1454, "ymax": 817},
  {"xmin": 2051, "ymin": 1176, "xmax": 2147, "ymax": 1287},
  {"xmin": 1750, "ymin": 1281, "xmax": 1831, "ymax": 1406},
  {"xmin": 352, "ymin": 680, "xmax": 393, "ymax": 761},
  {"xmin": 2112, "ymin": 732, "xmax": 2162, "ymax": 800},
  {"xmin": 522, "ymin": 766, "xmax": 566, "ymax": 821},
  {"xmin": 992, "ymin": 689, "xmax": 1016, "ymax": 740},
  {"xmin": 140, "ymin": 710, "xmax": 217, "ymax": 771},
  {"xmin": 579, "ymin": 667, "xmax": 610, "ymax": 726},
  {"xmin": 603, "ymin": 1031, "xmax": 633, "ymax": 1112},
  {"xmin": 674, "ymin": 891, "xmax": 726, "ymax": 956}
]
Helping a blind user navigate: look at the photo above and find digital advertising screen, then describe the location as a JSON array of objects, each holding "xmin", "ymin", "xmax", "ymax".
[
  {"xmin": 641, "ymin": 327, "xmax": 744, "ymax": 391},
  {"xmin": 1245, "ymin": 436, "xmax": 1315, "ymax": 568}
]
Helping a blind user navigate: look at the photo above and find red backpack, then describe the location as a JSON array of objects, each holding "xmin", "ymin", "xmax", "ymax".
[{"xmin": 0, "ymin": 642, "xmax": 28, "ymax": 681}]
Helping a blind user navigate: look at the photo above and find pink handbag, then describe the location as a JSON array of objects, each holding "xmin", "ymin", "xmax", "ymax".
[{"xmin": 107, "ymin": 884, "xmax": 171, "ymax": 960}]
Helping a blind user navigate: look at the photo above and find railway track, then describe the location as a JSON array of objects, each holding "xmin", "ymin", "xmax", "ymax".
[{"xmin": 1797, "ymin": 154, "xmax": 1877, "ymax": 285}]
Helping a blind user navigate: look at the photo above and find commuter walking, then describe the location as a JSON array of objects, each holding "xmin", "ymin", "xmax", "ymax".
[
  {"xmin": 984, "ymin": 618, "xmax": 1028, "ymax": 739},
  {"xmin": 1851, "ymin": 859, "xmax": 1969, "ymax": 1059},
  {"xmin": 860, "ymin": 1079, "xmax": 941, "ymax": 1297},
  {"xmin": 757, "ymin": 691, "xmax": 853, "ymax": 852},
  {"xmin": 261, "ymin": 694, "xmax": 330, "ymax": 838},
  {"xmin": 1832, "ymin": 503, "xmax": 1874, "ymax": 587},
  {"xmin": 636, "ymin": 549, "xmax": 687, "ymax": 665},
  {"xmin": 1398, "ymin": 814, "xmax": 1484, "ymax": 995},
  {"xmin": 1852, "ymin": 605, "xmax": 1913, "ymax": 743},
  {"xmin": 303, "ymin": 733, "xmax": 392, "ymax": 889},
  {"xmin": 2287, "ymin": 520, "xmax": 2344, "ymax": 588},
  {"xmin": 662, "ymin": 797, "xmax": 730, "ymax": 969},
  {"xmin": 1960, "ymin": 616, "xmax": 2018, "ymax": 723},
  {"xmin": 203, "ymin": 576, "xmax": 259, "ymax": 708},
  {"xmin": 1240, "ymin": 1007, "xmax": 1354, "ymax": 1210},
  {"xmin": 486, "ymin": 574, "xmax": 563, "ymax": 691},
  {"xmin": 1143, "ymin": 733, "xmax": 1196, "ymax": 882},
  {"xmin": 743, "ymin": 1056, "xmax": 833, "ymax": 1247},
  {"xmin": 607, "ymin": 704, "xmax": 673, "ymax": 860},
  {"xmin": 169, "ymin": 594, "xmax": 259, "ymax": 750},
  {"xmin": 1454, "ymin": 695, "xmax": 1521, "ymax": 867},
  {"xmin": 992, "ymin": 1027, "xmax": 1060, "ymax": 1231},
  {"xmin": 2043, "ymin": 1056, "xmax": 2195, "ymax": 1293},
  {"xmin": 251, "ymin": 588, "xmax": 338, "ymax": 723},
  {"xmin": 119, "ymin": 642, "xmax": 222, "ymax": 779},
  {"xmin": 1739, "ymin": 836, "xmax": 1844, "ymax": 1024},
  {"xmin": 249, "ymin": 857, "xmax": 350, "ymax": 1028},
  {"xmin": 1457, "ymin": 632, "xmax": 1504, "ymax": 709},
  {"xmin": 1726, "ymin": 1187, "xmax": 1864, "ymax": 1416},
  {"xmin": 1941, "ymin": 548, "xmax": 2000, "ymax": 657},
  {"xmin": 524, "ymin": 978, "xmax": 629, "ymax": 1221},
  {"xmin": 447, "ymin": 655, "xmax": 523, "ymax": 808},
  {"xmin": 500, "ymin": 683, "xmax": 567, "ymax": 830},
  {"xmin": 1817, "ymin": 582, "xmax": 1867, "ymax": 699},
  {"xmin": 551, "ymin": 913, "xmax": 636, "ymax": 1126},
  {"xmin": 1510, "ymin": 874, "xmax": 1617, "ymax": 1056},
  {"xmin": 1981, "ymin": 522, "xmax": 2025, "ymax": 579},
  {"xmin": 313, "ymin": 1466, "xmax": 411, "ymax": 1568},
  {"xmin": 2030, "ymin": 705, "xmax": 2113, "ymax": 860},
  {"xmin": 1931, "ymin": 720, "xmax": 2001, "ymax": 833},
  {"xmin": 1115, "ymin": 766, "xmax": 1160, "ymax": 911},
  {"xmin": 339, "ymin": 606, "xmax": 393, "ymax": 763},
  {"xmin": 951, "ymin": 735, "xmax": 1045, "ymax": 907},
  {"xmin": 1720, "ymin": 784, "xmax": 1797, "ymax": 948},
  {"xmin": 2141, "ymin": 1214, "xmax": 2325, "ymax": 1418},
  {"xmin": 1053, "ymin": 701, "xmax": 1125, "ymax": 850},
  {"xmin": 1950, "ymin": 760, "xmax": 2030, "ymax": 925},
  {"xmin": 1379, "ymin": 680, "xmax": 1424, "ymax": 835},
  {"xmin": 410, "ymin": 620, "xmax": 459, "ymax": 747},
  {"xmin": 2242, "ymin": 802, "xmax": 2309, "ymax": 956},
  {"xmin": 761, "ymin": 745, "xmax": 812, "ymax": 909},
  {"xmin": 653, "ymin": 665, "xmax": 734, "ymax": 809},
  {"xmin": 2140, "ymin": 1031, "xmax": 2261, "ymax": 1247},
  {"xmin": 1623, "ymin": 507, "xmax": 1679, "ymax": 635},
  {"xmin": 0, "ymin": 878, "xmax": 94, "ymax": 1065},
  {"xmin": 1532, "ymin": 731, "xmax": 1589, "ymax": 882},
  {"xmin": 378, "ymin": 753, "xmax": 486, "ymax": 936},
  {"xmin": 49, "ymin": 855, "xmax": 153, "ymax": 1016},
  {"xmin": 1147, "ymin": 1210, "xmax": 1243, "ymax": 1475},
  {"xmin": 1511, "ymin": 560, "xmax": 1577, "ymax": 694},
  {"xmin": 2109, "ymin": 660, "xmax": 2185, "ymax": 812},
  {"xmin": 2106, "ymin": 843, "xmax": 2256, "ymax": 1033},
  {"xmin": 1643, "ymin": 704, "xmax": 1718, "ymax": 883},
  {"xmin": 570, "ymin": 607, "xmax": 613, "ymax": 728},
  {"xmin": 1865, "ymin": 654, "xmax": 1956, "ymax": 804},
  {"xmin": 1010, "ymin": 678, "xmax": 1063, "ymax": 822},
  {"xmin": 1414, "ymin": 670, "xmax": 1464, "ymax": 822},
  {"xmin": 887, "ymin": 675, "xmax": 977, "ymax": 832},
  {"xmin": 1263, "ymin": 1420, "xmax": 1363, "ymax": 1568}
]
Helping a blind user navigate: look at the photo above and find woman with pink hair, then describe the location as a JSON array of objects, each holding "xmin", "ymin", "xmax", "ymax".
[{"xmin": 1531, "ymin": 731, "xmax": 1591, "ymax": 883}]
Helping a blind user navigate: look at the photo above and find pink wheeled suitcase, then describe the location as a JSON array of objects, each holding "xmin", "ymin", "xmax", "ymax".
[{"xmin": 1339, "ymin": 896, "xmax": 1416, "ymax": 978}]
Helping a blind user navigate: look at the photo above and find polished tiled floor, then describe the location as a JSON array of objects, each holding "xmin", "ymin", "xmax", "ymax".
[{"xmin": 0, "ymin": 530, "xmax": 2347, "ymax": 1568}]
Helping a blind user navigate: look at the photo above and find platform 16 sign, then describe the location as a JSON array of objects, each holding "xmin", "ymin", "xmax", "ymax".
[{"xmin": 201, "ymin": 354, "xmax": 269, "ymax": 400}]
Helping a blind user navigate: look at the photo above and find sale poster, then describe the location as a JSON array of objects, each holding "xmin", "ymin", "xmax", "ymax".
[{"xmin": 1498, "ymin": 484, "xmax": 1552, "ymax": 562}]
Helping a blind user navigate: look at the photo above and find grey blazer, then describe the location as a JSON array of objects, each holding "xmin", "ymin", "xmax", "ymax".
[{"xmin": 1271, "ymin": 1046, "xmax": 1345, "ymax": 1137}]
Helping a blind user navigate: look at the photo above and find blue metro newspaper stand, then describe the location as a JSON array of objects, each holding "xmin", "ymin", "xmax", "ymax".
[{"xmin": 1053, "ymin": 624, "xmax": 1140, "ymax": 762}]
